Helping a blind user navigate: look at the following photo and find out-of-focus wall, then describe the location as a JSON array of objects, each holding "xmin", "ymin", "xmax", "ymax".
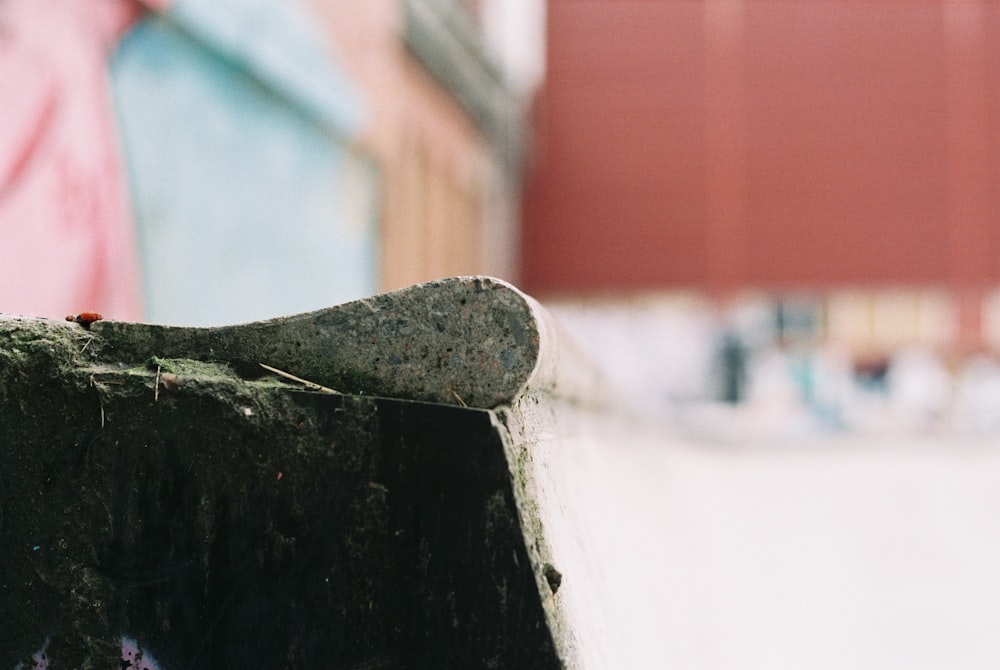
[
  {"xmin": 523, "ymin": 0, "xmax": 1000, "ymax": 353},
  {"xmin": 0, "ymin": 0, "xmax": 146, "ymax": 321},
  {"xmin": 111, "ymin": 0, "xmax": 376, "ymax": 326},
  {"xmin": 2, "ymin": 0, "xmax": 541, "ymax": 326},
  {"xmin": 309, "ymin": 0, "xmax": 543, "ymax": 291},
  {"xmin": 0, "ymin": 0, "xmax": 379, "ymax": 326}
]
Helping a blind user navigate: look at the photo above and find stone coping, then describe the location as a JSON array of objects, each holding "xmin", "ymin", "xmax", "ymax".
[
  {"xmin": 0, "ymin": 276, "xmax": 618, "ymax": 668},
  {"xmin": 39, "ymin": 276, "xmax": 598, "ymax": 411}
]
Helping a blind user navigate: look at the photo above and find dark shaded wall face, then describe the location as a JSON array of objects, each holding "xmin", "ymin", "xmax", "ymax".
[{"xmin": 523, "ymin": 1, "xmax": 1000, "ymax": 293}]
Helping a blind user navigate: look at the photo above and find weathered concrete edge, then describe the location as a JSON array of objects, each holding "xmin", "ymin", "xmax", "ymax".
[
  {"xmin": 2, "ymin": 277, "xmax": 617, "ymax": 668},
  {"xmin": 82, "ymin": 276, "xmax": 546, "ymax": 410},
  {"xmin": 3, "ymin": 276, "xmax": 611, "ymax": 412},
  {"xmin": 516, "ymin": 289, "xmax": 615, "ymax": 411},
  {"xmin": 0, "ymin": 329, "xmax": 565, "ymax": 667},
  {"xmin": 487, "ymin": 293, "xmax": 627, "ymax": 670}
]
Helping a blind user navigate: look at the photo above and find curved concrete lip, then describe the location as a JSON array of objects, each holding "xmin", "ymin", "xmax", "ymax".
[{"xmin": 88, "ymin": 276, "xmax": 580, "ymax": 410}]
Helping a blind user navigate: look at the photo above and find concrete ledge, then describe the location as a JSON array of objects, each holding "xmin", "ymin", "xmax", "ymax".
[
  {"xmin": 89, "ymin": 276, "xmax": 556, "ymax": 410},
  {"xmin": 1, "ymin": 277, "xmax": 615, "ymax": 669}
]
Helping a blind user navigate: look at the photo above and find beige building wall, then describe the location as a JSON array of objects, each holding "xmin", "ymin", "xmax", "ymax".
[
  {"xmin": 825, "ymin": 290, "xmax": 959, "ymax": 357},
  {"xmin": 308, "ymin": 0, "xmax": 528, "ymax": 291}
]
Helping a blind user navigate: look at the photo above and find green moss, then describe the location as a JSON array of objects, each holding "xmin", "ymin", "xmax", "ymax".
[
  {"xmin": 146, "ymin": 356, "xmax": 236, "ymax": 379},
  {"xmin": 2, "ymin": 311, "xmax": 564, "ymax": 668}
]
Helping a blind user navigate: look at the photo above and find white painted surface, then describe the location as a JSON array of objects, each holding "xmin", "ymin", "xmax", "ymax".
[
  {"xmin": 547, "ymin": 422, "xmax": 1000, "ymax": 669},
  {"xmin": 480, "ymin": 0, "xmax": 546, "ymax": 96}
]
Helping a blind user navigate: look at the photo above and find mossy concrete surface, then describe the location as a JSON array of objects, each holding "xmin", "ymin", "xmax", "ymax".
[
  {"xmin": 0, "ymin": 304, "xmax": 563, "ymax": 669},
  {"xmin": 88, "ymin": 276, "xmax": 542, "ymax": 409}
]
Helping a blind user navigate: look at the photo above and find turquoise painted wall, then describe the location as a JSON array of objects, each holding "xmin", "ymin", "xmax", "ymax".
[{"xmin": 111, "ymin": 0, "xmax": 377, "ymax": 326}]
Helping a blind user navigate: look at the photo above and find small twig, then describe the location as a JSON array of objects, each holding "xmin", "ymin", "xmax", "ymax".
[
  {"xmin": 154, "ymin": 365, "xmax": 161, "ymax": 402},
  {"xmin": 450, "ymin": 388, "xmax": 468, "ymax": 407},
  {"xmin": 259, "ymin": 363, "xmax": 340, "ymax": 395}
]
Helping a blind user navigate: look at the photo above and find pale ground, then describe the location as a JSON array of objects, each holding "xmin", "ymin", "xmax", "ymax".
[
  {"xmin": 558, "ymin": 425, "xmax": 1000, "ymax": 669},
  {"xmin": 541, "ymin": 299, "xmax": 1000, "ymax": 668}
]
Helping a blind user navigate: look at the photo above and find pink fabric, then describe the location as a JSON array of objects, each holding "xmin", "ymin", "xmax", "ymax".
[{"xmin": 0, "ymin": 0, "xmax": 153, "ymax": 320}]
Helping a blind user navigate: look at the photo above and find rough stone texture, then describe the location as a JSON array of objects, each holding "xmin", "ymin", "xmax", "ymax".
[
  {"xmin": 0, "ymin": 276, "xmax": 621, "ymax": 669},
  {"xmin": 89, "ymin": 276, "xmax": 542, "ymax": 409},
  {"xmin": 0, "ymin": 317, "xmax": 559, "ymax": 668}
]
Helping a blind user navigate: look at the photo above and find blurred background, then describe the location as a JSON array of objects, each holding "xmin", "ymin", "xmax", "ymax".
[
  {"xmin": 5, "ymin": 2, "xmax": 1000, "ymax": 667},
  {"xmin": 0, "ymin": 0, "xmax": 543, "ymax": 327},
  {"xmin": 529, "ymin": 0, "xmax": 1000, "ymax": 441},
  {"xmin": 3, "ymin": 0, "xmax": 998, "ymax": 437}
]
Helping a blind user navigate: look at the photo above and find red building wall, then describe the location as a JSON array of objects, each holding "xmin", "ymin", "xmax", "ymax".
[{"xmin": 522, "ymin": 0, "xmax": 1000, "ymax": 297}]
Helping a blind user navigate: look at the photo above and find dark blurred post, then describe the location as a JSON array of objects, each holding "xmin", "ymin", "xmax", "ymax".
[{"xmin": 719, "ymin": 330, "xmax": 747, "ymax": 403}]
